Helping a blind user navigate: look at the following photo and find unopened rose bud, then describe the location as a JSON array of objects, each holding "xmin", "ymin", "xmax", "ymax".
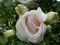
[
  {"xmin": 15, "ymin": 4, "xmax": 28, "ymax": 16},
  {"xmin": 46, "ymin": 12, "xmax": 59, "ymax": 24},
  {"xmin": 47, "ymin": 25, "xmax": 52, "ymax": 30},
  {"xmin": 3, "ymin": 29, "xmax": 15, "ymax": 37}
]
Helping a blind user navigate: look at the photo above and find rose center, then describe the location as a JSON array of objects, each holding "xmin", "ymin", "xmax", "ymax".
[{"xmin": 25, "ymin": 13, "xmax": 41, "ymax": 34}]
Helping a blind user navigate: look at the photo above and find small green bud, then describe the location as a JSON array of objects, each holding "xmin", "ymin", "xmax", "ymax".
[
  {"xmin": 3, "ymin": 29, "xmax": 15, "ymax": 37},
  {"xmin": 46, "ymin": 12, "xmax": 59, "ymax": 24},
  {"xmin": 47, "ymin": 25, "xmax": 52, "ymax": 30},
  {"xmin": 15, "ymin": 4, "xmax": 28, "ymax": 16}
]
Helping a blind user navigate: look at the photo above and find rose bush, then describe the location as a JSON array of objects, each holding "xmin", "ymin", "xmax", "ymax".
[{"xmin": 16, "ymin": 7, "xmax": 47, "ymax": 43}]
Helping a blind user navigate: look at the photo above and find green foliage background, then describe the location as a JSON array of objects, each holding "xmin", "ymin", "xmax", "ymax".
[{"xmin": 0, "ymin": 0, "xmax": 60, "ymax": 45}]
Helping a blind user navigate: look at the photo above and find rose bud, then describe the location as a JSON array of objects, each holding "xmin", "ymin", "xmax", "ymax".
[
  {"xmin": 46, "ymin": 25, "xmax": 52, "ymax": 32},
  {"xmin": 3, "ymin": 29, "xmax": 15, "ymax": 37},
  {"xmin": 15, "ymin": 4, "xmax": 28, "ymax": 16},
  {"xmin": 16, "ymin": 7, "xmax": 47, "ymax": 43},
  {"xmin": 46, "ymin": 12, "xmax": 59, "ymax": 24}
]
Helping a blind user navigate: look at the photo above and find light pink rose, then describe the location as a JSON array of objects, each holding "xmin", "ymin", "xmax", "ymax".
[{"xmin": 16, "ymin": 7, "xmax": 47, "ymax": 43}]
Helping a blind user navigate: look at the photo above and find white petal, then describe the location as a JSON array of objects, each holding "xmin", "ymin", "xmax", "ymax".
[
  {"xmin": 27, "ymin": 23, "xmax": 46, "ymax": 43},
  {"xmin": 16, "ymin": 18, "xmax": 28, "ymax": 41},
  {"xmin": 18, "ymin": 0, "xmax": 32, "ymax": 4},
  {"xmin": 37, "ymin": 7, "xmax": 47, "ymax": 22}
]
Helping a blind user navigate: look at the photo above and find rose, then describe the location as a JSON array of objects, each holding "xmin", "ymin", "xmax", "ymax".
[
  {"xmin": 16, "ymin": 7, "xmax": 47, "ymax": 43},
  {"xmin": 18, "ymin": 0, "xmax": 32, "ymax": 4}
]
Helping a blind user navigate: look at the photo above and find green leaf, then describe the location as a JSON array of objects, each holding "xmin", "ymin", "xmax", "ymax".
[
  {"xmin": 0, "ymin": 35, "xmax": 7, "ymax": 45},
  {"xmin": 4, "ymin": 0, "xmax": 12, "ymax": 7}
]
